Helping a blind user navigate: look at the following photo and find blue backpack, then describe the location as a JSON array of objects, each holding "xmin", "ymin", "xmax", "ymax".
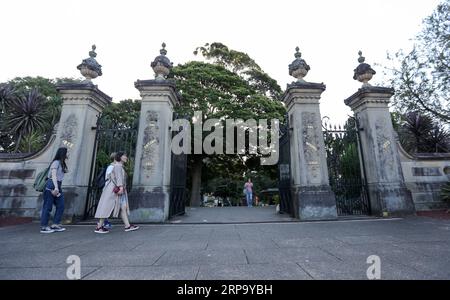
[{"xmin": 95, "ymin": 166, "xmax": 108, "ymax": 189}]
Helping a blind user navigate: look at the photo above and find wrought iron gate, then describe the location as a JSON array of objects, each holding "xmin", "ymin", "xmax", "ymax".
[
  {"xmin": 169, "ymin": 113, "xmax": 187, "ymax": 218},
  {"xmin": 278, "ymin": 114, "xmax": 294, "ymax": 217},
  {"xmin": 84, "ymin": 115, "xmax": 138, "ymax": 219},
  {"xmin": 322, "ymin": 117, "xmax": 370, "ymax": 216}
]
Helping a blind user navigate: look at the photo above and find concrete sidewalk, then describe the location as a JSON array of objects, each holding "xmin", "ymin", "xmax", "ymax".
[
  {"xmin": 168, "ymin": 206, "xmax": 298, "ymax": 224},
  {"xmin": 1, "ymin": 216, "xmax": 450, "ymax": 280}
]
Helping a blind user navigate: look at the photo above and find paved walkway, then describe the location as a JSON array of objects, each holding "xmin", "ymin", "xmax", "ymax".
[
  {"xmin": 169, "ymin": 206, "xmax": 297, "ymax": 224},
  {"xmin": 1, "ymin": 215, "xmax": 450, "ymax": 280}
]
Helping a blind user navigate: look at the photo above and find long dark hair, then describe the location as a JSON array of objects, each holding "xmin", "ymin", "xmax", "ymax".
[
  {"xmin": 53, "ymin": 147, "xmax": 68, "ymax": 173},
  {"xmin": 115, "ymin": 151, "xmax": 127, "ymax": 162}
]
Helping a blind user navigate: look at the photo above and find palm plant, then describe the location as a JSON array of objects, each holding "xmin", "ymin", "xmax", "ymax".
[
  {"xmin": 398, "ymin": 111, "xmax": 450, "ymax": 153},
  {"xmin": 3, "ymin": 88, "xmax": 49, "ymax": 152},
  {"xmin": 0, "ymin": 84, "xmax": 17, "ymax": 151},
  {"xmin": 399, "ymin": 112, "xmax": 434, "ymax": 153},
  {"xmin": 0, "ymin": 83, "xmax": 16, "ymax": 113}
]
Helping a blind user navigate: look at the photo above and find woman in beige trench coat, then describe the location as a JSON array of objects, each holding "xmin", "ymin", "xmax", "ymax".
[{"xmin": 94, "ymin": 151, "xmax": 139, "ymax": 233}]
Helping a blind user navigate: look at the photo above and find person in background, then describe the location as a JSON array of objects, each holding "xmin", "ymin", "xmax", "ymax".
[
  {"xmin": 244, "ymin": 178, "xmax": 253, "ymax": 207},
  {"xmin": 40, "ymin": 147, "xmax": 68, "ymax": 233}
]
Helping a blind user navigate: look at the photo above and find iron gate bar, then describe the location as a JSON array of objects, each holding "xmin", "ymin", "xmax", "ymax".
[
  {"xmin": 278, "ymin": 113, "xmax": 294, "ymax": 217},
  {"xmin": 169, "ymin": 112, "xmax": 188, "ymax": 218},
  {"xmin": 84, "ymin": 115, "xmax": 138, "ymax": 219},
  {"xmin": 322, "ymin": 116, "xmax": 371, "ymax": 216}
]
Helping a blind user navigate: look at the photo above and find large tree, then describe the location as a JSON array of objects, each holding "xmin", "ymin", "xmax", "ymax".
[
  {"xmin": 388, "ymin": 0, "xmax": 449, "ymax": 124},
  {"xmin": 170, "ymin": 43, "xmax": 286, "ymax": 206}
]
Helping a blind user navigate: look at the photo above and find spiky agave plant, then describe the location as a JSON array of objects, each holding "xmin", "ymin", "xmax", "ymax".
[{"xmin": 3, "ymin": 88, "xmax": 48, "ymax": 152}]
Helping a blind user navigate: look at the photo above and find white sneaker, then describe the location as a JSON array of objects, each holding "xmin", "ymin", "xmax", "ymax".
[
  {"xmin": 40, "ymin": 226, "xmax": 55, "ymax": 234},
  {"xmin": 50, "ymin": 224, "xmax": 66, "ymax": 232}
]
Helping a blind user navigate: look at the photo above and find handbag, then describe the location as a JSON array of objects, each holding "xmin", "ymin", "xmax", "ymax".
[{"xmin": 110, "ymin": 173, "xmax": 121, "ymax": 194}]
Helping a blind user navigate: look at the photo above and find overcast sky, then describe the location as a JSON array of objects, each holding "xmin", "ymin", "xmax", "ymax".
[{"xmin": 0, "ymin": 0, "xmax": 442, "ymax": 125}]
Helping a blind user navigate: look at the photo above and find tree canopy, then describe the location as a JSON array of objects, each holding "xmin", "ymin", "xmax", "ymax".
[
  {"xmin": 388, "ymin": 0, "xmax": 449, "ymax": 124},
  {"xmin": 170, "ymin": 43, "xmax": 286, "ymax": 206}
]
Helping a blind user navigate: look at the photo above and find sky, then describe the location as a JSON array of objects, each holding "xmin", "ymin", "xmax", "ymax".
[{"xmin": 0, "ymin": 0, "xmax": 442, "ymax": 125}]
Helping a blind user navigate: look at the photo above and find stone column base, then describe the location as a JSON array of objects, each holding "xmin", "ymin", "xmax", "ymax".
[
  {"xmin": 367, "ymin": 183, "xmax": 415, "ymax": 216},
  {"xmin": 293, "ymin": 186, "xmax": 338, "ymax": 220},
  {"xmin": 128, "ymin": 186, "xmax": 168, "ymax": 223}
]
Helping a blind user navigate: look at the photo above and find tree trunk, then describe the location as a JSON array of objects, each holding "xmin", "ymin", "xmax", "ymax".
[{"xmin": 190, "ymin": 157, "xmax": 202, "ymax": 207}]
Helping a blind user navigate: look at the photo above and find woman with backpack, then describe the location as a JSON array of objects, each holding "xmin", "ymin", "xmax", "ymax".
[
  {"xmin": 40, "ymin": 147, "xmax": 68, "ymax": 233},
  {"xmin": 93, "ymin": 151, "xmax": 139, "ymax": 233}
]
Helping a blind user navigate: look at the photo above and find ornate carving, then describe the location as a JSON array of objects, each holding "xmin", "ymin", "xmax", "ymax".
[
  {"xmin": 353, "ymin": 51, "xmax": 376, "ymax": 87},
  {"xmin": 59, "ymin": 114, "xmax": 77, "ymax": 150},
  {"xmin": 302, "ymin": 112, "xmax": 320, "ymax": 181},
  {"xmin": 151, "ymin": 43, "xmax": 173, "ymax": 80},
  {"xmin": 289, "ymin": 46, "xmax": 310, "ymax": 82},
  {"xmin": 77, "ymin": 45, "xmax": 102, "ymax": 81},
  {"xmin": 375, "ymin": 118, "xmax": 395, "ymax": 180},
  {"xmin": 141, "ymin": 111, "xmax": 160, "ymax": 178}
]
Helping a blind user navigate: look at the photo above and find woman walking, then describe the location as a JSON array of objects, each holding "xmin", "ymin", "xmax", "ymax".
[
  {"xmin": 40, "ymin": 147, "xmax": 68, "ymax": 233},
  {"xmin": 102, "ymin": 152, "xmax": 116, "ymax": 230},
  {"xmin": 94, "ymin": 151, "xmax": 139, "ymax": 233},
  {"xmin": 244, "ymin": 178, "xmax": 253, "ymax": 207}
]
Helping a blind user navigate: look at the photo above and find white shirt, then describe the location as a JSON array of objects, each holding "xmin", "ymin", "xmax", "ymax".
[{"xmin": 105, "ymin": 164, "xmax": 114, "ymax": 180}]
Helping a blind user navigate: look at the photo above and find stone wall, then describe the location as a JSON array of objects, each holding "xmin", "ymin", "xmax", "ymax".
[
  {"xmin": 398, "ymin": 144, "xmax": 450, "ymax": 211},
  {"xmin": 0, "ymin": 133, "xmax": 58, "ymax": 220},
  {"xmin": 0, "ymin": 83, "xmax": 111, "ymax": 223}
]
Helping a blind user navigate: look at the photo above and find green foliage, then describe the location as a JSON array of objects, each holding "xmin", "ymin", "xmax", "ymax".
[
  {"xmin": 397, "ymin": 112, "xmax": 450, "ymax": 153},
  {"xmin": 170, "ymin": 43, "xmax": 286, "ymax": 205},
  {"xmin": 324, "ymin": 116, "xmax": 362, "ymax": 189},
  {"xmin": 387, "ymin": 0, "xmax": 449, "ymax": 124},
  {"xmin": 194, "ymin": 42, "xmax": 282, "ymax": 99},
  {"xmin": 2, "ymin": 88, "xmax": 49, "ymax": 152},
  {"xmin": 17, "ymin": 130, "xmax": 48, "ymax": 153},
  {"xmin": 0, "ymin": 76, "xmax": 82, "ymax": 153},
  {"xmin": 441, "ymin": 181, "xmax": 450, "ymax": 204},
  {"xmin": 100, "ymin": 99, "xmax": 141, "ymax": 129}
]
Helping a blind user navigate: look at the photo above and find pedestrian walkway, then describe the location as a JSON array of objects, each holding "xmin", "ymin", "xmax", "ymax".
[
  {"xmin": 1, "ymin": 216, "xmax": 449, "ymax": 279},
  {"xmin": 169, "ymin": 206, "xmax": 297, "ymax": 224}
]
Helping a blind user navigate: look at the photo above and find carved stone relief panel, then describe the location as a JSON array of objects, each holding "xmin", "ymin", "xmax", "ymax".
[
  {"xmin": 302, "ymin": 112, "xmax": 320, "ymax": 182},
  {"xmin": 59, "ymin": 114, "xmax": 77, "ymax": 150},
  {"xmin": 375, "ymin": 117, "xmax": 395, "ymax": 181},
  {"xmin": 141, "ymin": 111, "xmax": 160, "ymax": 179}
]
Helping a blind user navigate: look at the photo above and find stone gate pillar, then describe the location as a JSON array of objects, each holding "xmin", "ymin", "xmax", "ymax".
[
  {"xmin": 344, "ymin": 51, "xmax": 415, "ymax": 216},
  {"xmin": 55, "ymin": 45, "xmax": 111, "ymax": 222},
  {"xmin": 129, "ymin": 43, "xmax": 180, "ymax": 223},
  {"xmin": 282, "ymin": 47, "xmax": 337, "ymax": 220}
]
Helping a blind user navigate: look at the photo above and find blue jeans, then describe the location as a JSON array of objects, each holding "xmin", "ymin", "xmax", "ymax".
[
  {"xmin": 40, "ymin": 179, "xmax": 65, "ymax": 227},
  {"xmin": 245, "ymin": 191, "xmax": 253, "ymax": 207}
]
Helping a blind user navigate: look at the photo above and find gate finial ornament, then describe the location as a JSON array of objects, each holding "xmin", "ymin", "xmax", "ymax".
[
  {"xmin": 289, "ymin": 46, "xmax": 310, "ymax": 82},
  {"xmin": 353, "ymin": 50, "xmax": 376, "ymax": 87},
  {"xmin": 151, "ymin": 42, "xmax": 173, "ymax": 81},
  {"xmin": 77, "ymin": 45, "xmax": 103, "ymax": 83}
]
